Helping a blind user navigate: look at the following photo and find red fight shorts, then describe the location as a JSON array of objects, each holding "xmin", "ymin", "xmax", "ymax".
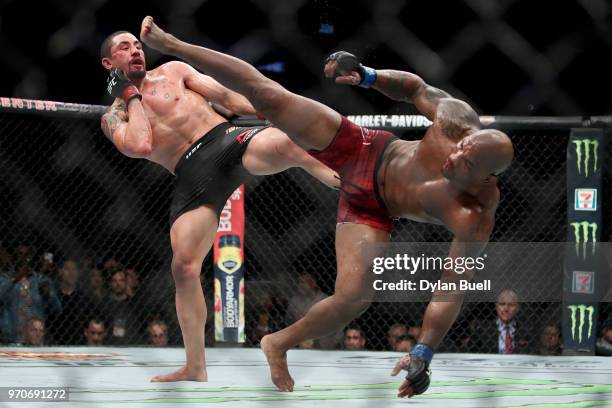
[{"xmin": 309, "ymin": 116, "xmax": 398, "ymax": 232}]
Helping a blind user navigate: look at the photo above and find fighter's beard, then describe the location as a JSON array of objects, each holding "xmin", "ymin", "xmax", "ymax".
[{"xmin": 128, "ymin": 68, "xmax": 146, "ymax": 80}]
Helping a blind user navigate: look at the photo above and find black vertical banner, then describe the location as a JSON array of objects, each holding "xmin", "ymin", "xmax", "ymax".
[{"xmin": 563, "ymin": 128, "xmax": 603, "ymax": 354}]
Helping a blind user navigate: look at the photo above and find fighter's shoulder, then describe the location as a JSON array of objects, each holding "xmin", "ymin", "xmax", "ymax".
[
  {"xmin": 435, "ymin": 98, "xmax": 481, "ymax": 138},
  {"xmin": 444, "ymin": 189, "xmax": 498, "ymax": 237},
  {"xmin": 479, "ymin": 180, "xmax": 500, "ymax": 210},
  {"xmin": 156, "ymin": 60, "xmax": 198, "ymax": 77}
]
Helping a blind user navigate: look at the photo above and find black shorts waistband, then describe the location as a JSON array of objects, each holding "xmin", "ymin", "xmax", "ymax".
[{"xmin": 175, "ymin": 121, "xmax": 234, "ymax": 176}]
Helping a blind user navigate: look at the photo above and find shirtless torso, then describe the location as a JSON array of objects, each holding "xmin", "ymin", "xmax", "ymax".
[
  {"xmin": 377, "ymin": 97, "xmax": 500, "ymax": 239},
  {"xmin": 102, "ymin": 61, "xmax": 236, "ymax": 173}
]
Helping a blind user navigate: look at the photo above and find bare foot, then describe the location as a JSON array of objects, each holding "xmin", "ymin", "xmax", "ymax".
[
  {"xmin": 150, "ymin": 365, "xmax": 208, "ymax": 382},
  {"xmin": 140, "ymin": 16, "xmax": 175, "ymax": 54},
  {"xmin": 261, "ymin": 334, "xmax": 295, "ymax": 392}
]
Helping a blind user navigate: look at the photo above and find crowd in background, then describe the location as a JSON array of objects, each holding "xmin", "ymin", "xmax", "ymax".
[
  {"xmin": 246, "ymin": 271, "xmax": 612, "ymax": 356},
  {"xmin": 0, "ymin": 243, "xmax": 173, "ymax": 347},
  {"xmin": 1, "ymin": 243, "xmax": 611, "ymax": 356}
]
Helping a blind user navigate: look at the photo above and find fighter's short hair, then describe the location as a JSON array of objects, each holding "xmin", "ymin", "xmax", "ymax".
[{"xmin": 100, "ymin": 30, "xmax": 131, "ymax": 59}]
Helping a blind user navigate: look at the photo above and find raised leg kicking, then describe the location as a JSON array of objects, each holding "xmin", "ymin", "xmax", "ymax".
[{"xmin": 139, "ymin": 16, "xmax": 513, "ymax": 397}]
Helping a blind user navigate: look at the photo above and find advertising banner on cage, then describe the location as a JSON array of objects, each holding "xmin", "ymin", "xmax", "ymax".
[
  {"xmin": 213, "ymin": 186, "xmax": 245, "ymax": 343},
  {"xmin": 563, "ymin": 128, "xmax": 604, "ymax": 355}
]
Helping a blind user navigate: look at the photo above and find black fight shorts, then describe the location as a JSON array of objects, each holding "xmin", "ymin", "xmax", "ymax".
[{"xmin": 169, "ymin": 122, "xmax": 268, "ymax": 226}]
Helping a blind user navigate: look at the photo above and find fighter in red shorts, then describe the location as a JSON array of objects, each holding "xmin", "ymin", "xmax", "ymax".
[{"xmin": 140, "ymin": 17, "xmax": 514, "ymax": 398}]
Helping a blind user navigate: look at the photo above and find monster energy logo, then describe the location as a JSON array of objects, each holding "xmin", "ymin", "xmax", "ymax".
[
  {"xmin": 567, "ymin": 304, "xmax": 594, "ymax": 344},
  {"xmin": 570, "ymin": 221, "xmax": 598, "ymax": 259},
  {"xmin": 572, "ymin": 138, "xmax": 599, "ymax": 177}
]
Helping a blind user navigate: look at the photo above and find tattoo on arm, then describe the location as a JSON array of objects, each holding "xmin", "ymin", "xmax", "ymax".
[
  {"xmin": 101, "ymin": 103, "xmax": 127, "ymax": 141},
  {"xmin": 374, "ymin": 71, "xmax": 417, "ymax": 102},
  {"xmin": 374, "ymin": 70, "xmax": 451, "ymax": 104}
]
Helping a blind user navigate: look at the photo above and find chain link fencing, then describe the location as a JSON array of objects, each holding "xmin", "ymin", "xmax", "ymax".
[{"xmin": 0, "ymin": 108, "xmax": 609, "ymax": 354}]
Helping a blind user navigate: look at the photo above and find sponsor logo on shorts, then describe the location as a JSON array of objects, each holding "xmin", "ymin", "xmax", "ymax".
[
  {"xmin": 359, "ymin": 127, "xmax": 372, "ymax": 146},
  {"xmin": 567, "ymin": 304, "xmax": 594, "ymax": 345},
  {"xmin": 236, "ymin": 129, "xmax": 259, "ymax": 144},
  {"xmin": 574, "ymin": 188, "xmax": 597, "ymax": 211},
  {"xmin": 185, "ymin": 142, "xmax": 203, "ymax": 160},
  {"xmin": 572, "ymin": 138, "xmax": 599, "ymax": 177},
  {"xmin": 571, "ymin": 271, "xmax": 594, "ymax": 294}
]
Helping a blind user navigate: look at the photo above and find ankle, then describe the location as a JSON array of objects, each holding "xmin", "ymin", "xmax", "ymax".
[{"xmin": 185, "ymin": 362, "xmax": 205, "ymax": 373}]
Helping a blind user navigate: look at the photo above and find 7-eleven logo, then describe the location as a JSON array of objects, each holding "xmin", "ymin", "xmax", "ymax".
[{"xmin": 574, "ymin": 188, "xmax": 597, "ymax": 211}]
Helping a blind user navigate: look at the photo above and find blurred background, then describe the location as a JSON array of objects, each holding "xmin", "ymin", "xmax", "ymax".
[{"xmin": 0, "ymin": 0, "xmax": 610, "ymax": 354}]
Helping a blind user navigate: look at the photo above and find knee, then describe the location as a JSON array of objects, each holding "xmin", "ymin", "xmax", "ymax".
[
  {"xmin": 171, "ymin": 255, "xmax": 202, "ymax": 283},
  {"xmin": 274, "ymin": 134, "xmax": 303, "ymax": 164},
  {"xmin": 249, "ymin": 80, "xmax": 286, "ymax": 113}
]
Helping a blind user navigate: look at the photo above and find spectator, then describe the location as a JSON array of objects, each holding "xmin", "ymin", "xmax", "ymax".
[
  {"xmin": 248, "ymin": 292, "xmax": 284, "ymax": 345},
  {"xmin": 468, "ymin": 289, "xmax": 531, "ymax": 354},
  {"xmin": 387, "ymin": 323, "xmax": 408, "ymax": 350},
  {"xmin": 125, "ymin": 268, "xmax": 140, "ymax": 300},
  {"xmin": 87, "ymin": 267, "xmax": 107, "ymax": 307},
  {"xmin": 537, "ymin": 323, "xmax": 562, "ymax": 356},
  {"xmin": 147, "ymin": 320, "xmax": 169, "ymax": 346},
  {"xmin": 84, "ymin": 318, "xmax": 106, "ymax": 346},
  {"xmin": 101, "ymin": 268, "xmax": 135, "ymax": 344},
  {"xmin": 343, "ymin": 326, "xmax": 367, "ymax": 350},
  {"xmin": 286, "ymin": 272, "xmax": 341, "ymax": 349},
  {"xmin": 286, "ymin": 272, "xmax": 327, "ymax": 323},
  {"xmin": 23, "ymin": 317, "xmax": 46, "ymax": 346},
  {"xmin": 297, "ymin": 339, "xmax": 315, "ymax": 349},
  {"xmin": 80, "ymin": 256, "xmax": 94, "ymax": 272},
  {"xmin": 596, "ymin": 318, "xmax": 612, "ymax": 356},
  {"xmin": 103, "ymin": 257, "xmax": 121, "ymax": 276},
  {"xmin": 394, "ymin": 334, "xmax": 416, "ymax": 353},
  {"xmin": 0, "ymin": 255, "xmax": 62, "ymax": 343},
  {"xmin": 408, "ymin": 325, "xmax": 422, "ymax": 341},
  {"xmin": 14, "ymin": 244, "xmax": 33, "ymax": 262},
  {"xmin": 38, "ymin": 252, "xmax": 57, "ymax": 277},
  {"xmin": 48, "ymin": 259, "xmax": 96, "ymax": 345}
]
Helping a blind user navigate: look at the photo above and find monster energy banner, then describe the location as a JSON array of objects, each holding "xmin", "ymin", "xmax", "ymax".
[
  {"xmin": 563, "ymin": 128, "xmax": 603, "ymax": 354},
  {"xmin": 213, "ymin": 186, "xmax": 246, "ymax": 343}
]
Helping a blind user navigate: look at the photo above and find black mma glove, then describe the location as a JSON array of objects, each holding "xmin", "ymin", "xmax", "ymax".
[
  {"xmin": 107, "ymin": 68, "xmax": 142, "ymax": 104},
  {"xmin": 403, "ymin": 355, "xmax": 431, "ymax": 396},
  {"xmin": 324, "ymin": 51, "xmax": 377, "ymax": 88}
]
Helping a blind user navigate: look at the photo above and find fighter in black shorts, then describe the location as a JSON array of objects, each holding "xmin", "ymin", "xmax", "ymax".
[
  {"xmin": 140, "ymin": 17, "xmax": 514, "ymax": 397},
  {"xmin": 99, "ymin": 29, "xmax": 338, "ymax": 383}
]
